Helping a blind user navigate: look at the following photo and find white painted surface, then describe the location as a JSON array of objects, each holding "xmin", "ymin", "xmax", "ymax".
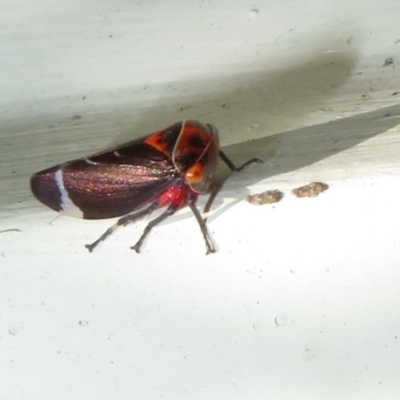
[{"xmin": 1, "ymin": 0, "xmax": 400, "ymax": 399}]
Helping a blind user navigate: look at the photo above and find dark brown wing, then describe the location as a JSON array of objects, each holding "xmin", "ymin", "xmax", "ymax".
[{"xmin": 31, "ymin": 142, "xmax": 179, "ymax": 219}]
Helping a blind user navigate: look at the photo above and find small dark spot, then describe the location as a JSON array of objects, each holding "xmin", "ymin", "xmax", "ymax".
[
  {"xmin": 221, "ymin": 104, "xmax": 230, "ymax": 109},
  {"xmin": 188, "ymin": 135, "xmax": 206, "ymax": 149},
  {"xmin": 274, "ymin": 316, "xmax": 287, "ymax": 327},
  {"xmin": 383, "ymin": 57, "xmax": 394, "ymax": 67},
  {"xmin": 160, "ymin": 124, "xmax": 182, "ymax": 148},
  {"xmin": 109, "ymin": 34, "xmax": 113, "ymax": 38},
  {"xmin": 68, "ymin": 114, "xmax": 82, "ymax": 121},
  {"xmin": 82, "ymin": 96, "xmax": 86, "ymax": 100},
  {"xmin": 175, "ymin": 153, "xmax": 198, "ymax": 169},
  {"xmin": 392, "ymin": 91, "xmax": 399, "ymax": 96}
]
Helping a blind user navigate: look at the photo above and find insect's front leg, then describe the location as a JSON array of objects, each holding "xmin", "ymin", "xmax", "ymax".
[
  {"xmin": 187, "ymin": 199, "xmax": 216, "ymax": 255},
  {"xmin": 219, "ymin": 150, "xmax": 262, "ymax": 172}
]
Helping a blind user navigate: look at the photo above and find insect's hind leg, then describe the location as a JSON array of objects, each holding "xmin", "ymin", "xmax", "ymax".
[
  {"xmin": 130, "ymin": 203, "xmax": 180, "ymax": 253},
  {"xmin": 85, "ymin": 203, "xmax": 159, "ymax": 253}
]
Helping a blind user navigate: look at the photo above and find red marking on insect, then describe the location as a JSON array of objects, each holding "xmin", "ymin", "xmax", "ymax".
[{"xmin": 30, "ymin": 120, "xmax": 261, "ymax": 254}]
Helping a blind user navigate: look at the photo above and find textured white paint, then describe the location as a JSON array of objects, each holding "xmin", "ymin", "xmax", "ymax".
[{"xmin": 1, "ymin": 0, "xmax": 400, "ymax": 399}]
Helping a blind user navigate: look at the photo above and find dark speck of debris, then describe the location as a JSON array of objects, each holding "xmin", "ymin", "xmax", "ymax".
[
  {"xmin": 392, "ymin": 91, "xmax": 399, "ymax": 96},
  {"xmin": 274, "ymin": 316, "xmax": 287, "ymax": 327},
  {"xmin": 82, "ymin": 96, "xmax": 86, "ymax": 100},
  {"xmin": 68, "ymin": 114, "xmax": 82, "ymax": 121},
  {"xmin": 246, "ymin": 190, "xmax": 284, "ymax": 205},
  {"xmin": 383, "ymin": 57, "xmax": 394, "ymax": 67},
  {"xmin": 292, "ymin": 182, "xmax": 329, "ymax": 198}
]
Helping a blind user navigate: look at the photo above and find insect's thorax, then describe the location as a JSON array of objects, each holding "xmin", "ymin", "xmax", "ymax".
[{"xmin": 157, "ymin": 181, "xmax": 199, "ymax": 208}]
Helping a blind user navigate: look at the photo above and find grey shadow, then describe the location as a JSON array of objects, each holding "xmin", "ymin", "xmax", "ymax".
[
  {"xmin": 221, "ymin": 103, "xmax": 400, "ymax": 180},
  {"xmin": 117, "ymin": 45, "xmax": 360, "ymax": 147}
]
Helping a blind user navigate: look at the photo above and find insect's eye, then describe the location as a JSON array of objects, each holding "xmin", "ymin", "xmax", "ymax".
[{"xmin": 185, "ymin": 162, "xmax": 205, "ymax": 184}]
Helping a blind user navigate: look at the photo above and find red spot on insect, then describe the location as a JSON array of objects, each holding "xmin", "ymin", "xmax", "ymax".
[
  {"xmin": 144, "ymin": 131, "xmax": 171, "ymax": 157},
  {"xmin": 157, "ymin": 186, "xmax": 190, "ymax": 207}
]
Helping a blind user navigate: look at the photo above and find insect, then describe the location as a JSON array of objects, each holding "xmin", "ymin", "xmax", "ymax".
[{"xmin": 31, "ymin": 120, "xmax": 261, "ymax": 254}]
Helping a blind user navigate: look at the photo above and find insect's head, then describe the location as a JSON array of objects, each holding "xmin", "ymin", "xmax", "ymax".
[{"xmin": 174, "ymin": 122, "xmax": 220, "ymax": 194}]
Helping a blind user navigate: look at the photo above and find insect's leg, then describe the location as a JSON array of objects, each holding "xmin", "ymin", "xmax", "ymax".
[
  {"xmin": 85, "ymin": 203, "xmax": 159, "ymax": 253},
  {"xmin": 130, "ymin": 203, "xmax": 180, "ymax": 253},
  {"xmin": 219, "ymin": 150, "xmax": 262, "ymax": 172},
  {"xmin": 188, "ymin": 200, "xmax": 216, "ymax": 255}
]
